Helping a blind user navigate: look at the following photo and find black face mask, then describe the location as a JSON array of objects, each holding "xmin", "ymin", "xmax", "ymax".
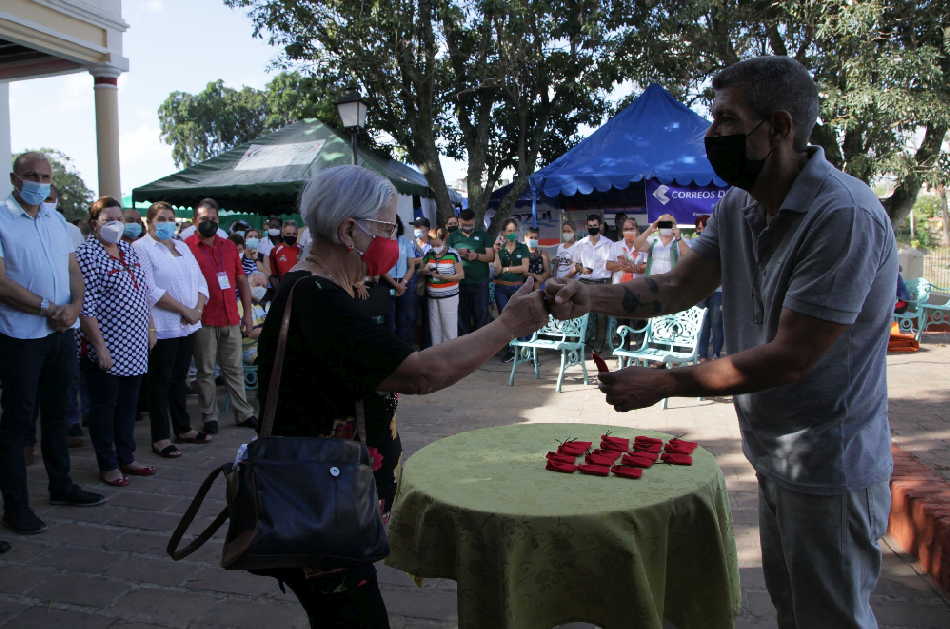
[
  {"xmin": 197, "ymin": 220, "xmax": 218, "ymax": 237},
  {"xmin": 587, "ymin": 227, "xmax": 600, "ymax": 236},
  {"xmin": 283, "ymin": 236, "xmax": 297, "ymax": 246},
  {"xmin": 460, "ymin": 225, "xmax": 474, "ymax": 234},
  {"xmin": 447, "ymin": 225, "xmax": 458, "ymax": 233},
  {"xmin": 704, "ymin": 119, "xmax": 772, "ymax": 190}
]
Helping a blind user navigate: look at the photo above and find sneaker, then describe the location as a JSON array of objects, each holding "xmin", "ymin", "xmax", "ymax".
[
  {"xmin": 49, "ymin": 485, "xmax": 107, "ymax": 507},
  {"xmin": 67, "ymin": 424, "xmax": 84, "ymax": 448},
  {"xmin": 236, "ymin": 416, "xmax": 258, "ymax": 430},
  {"xmin": 502, "ymin": 352, "xmax": 515, "ymax": 364},
  {"xmin": 2, "ymin": 508, "xmax": 47, "ymax": 535}
]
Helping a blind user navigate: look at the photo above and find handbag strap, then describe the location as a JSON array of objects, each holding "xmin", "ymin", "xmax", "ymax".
[
  {"xmin": 260, "ymin": 273, "xmax": 369, "ymax": 445},
  {"xmin": 166, "ymin": 463, "xmax": 231, "ymax": 561},
  {"xmin": 260, "ymin": 276, "xmax": 313, "ymax": 438}
]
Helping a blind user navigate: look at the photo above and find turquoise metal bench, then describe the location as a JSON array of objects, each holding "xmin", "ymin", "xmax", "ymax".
[
  {"xmin": 919, "ymin": 281, "xmax": 950, "ymax": 341},
  {"xmin": 508, "ymin": 314, "xmax": 590, "ymax": 392},
  {"xmin": 611, "ymin": 305, "xmax": 707, "ymax": 409},
  {"xmin": 894, "ymin": 277, "xmax": 933, "ymax": 340}
]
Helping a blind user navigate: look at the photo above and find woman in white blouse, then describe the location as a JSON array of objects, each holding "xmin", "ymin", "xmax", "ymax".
[{"xmin": 133, "ymin": 202, "xmax": 211, "ymax": 458}]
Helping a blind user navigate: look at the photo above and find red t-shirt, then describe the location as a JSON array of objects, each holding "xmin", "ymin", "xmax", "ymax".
[
  {"xmin": 186, "ymin": 234, "xmax": 243, "ymax": 327},
  {"xmin": 269, "ymin": 244, "xmax": 301, "ymax": 279}
]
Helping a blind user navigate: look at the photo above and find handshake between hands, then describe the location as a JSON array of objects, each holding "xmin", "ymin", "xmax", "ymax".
[{"xmin": 497, "ymin": 278, "xmax": 671, "ymax": 412}]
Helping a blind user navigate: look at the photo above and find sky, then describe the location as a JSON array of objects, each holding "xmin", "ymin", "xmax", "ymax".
[{"xmin": 9, "ymin": 0, "xmax": 471, "ymax": 197}]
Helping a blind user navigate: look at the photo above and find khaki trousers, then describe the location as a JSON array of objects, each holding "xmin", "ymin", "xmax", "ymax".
[{"xmin": 192, "ymin": 325, "xmax": 254, "ymax": 422}]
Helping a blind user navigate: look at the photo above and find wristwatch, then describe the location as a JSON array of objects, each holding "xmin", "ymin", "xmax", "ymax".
[{"xmin": 39, "ymin": 298, "xmax": 50, "ymax": 314}]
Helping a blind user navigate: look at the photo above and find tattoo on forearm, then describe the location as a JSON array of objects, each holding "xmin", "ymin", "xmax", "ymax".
[{"xmin": 622, "ymin": 285, "xmax": 662, "ymax": 315}]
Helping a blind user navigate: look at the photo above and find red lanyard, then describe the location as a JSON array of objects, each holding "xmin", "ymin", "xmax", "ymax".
[{"xmin": 107, "ymin": 247, "xmax": 140, "ymax": 290}]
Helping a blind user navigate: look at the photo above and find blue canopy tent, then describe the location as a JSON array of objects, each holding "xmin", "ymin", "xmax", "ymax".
[{"xmin": 528, "ymin": 83, "xmax": 728, "ymax": 225}]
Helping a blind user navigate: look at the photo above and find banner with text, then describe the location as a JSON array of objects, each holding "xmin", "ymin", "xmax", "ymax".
[{"xmin": 645, "ymin": 180, "xmax": 729, "ymax": 224}]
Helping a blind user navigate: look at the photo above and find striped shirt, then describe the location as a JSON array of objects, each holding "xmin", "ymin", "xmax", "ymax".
[{"xmin": 422, "ymin": 248, "xmax": 462, "ymax": 298}]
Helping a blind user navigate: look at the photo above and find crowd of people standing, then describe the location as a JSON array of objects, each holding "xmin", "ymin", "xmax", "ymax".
[{"xmin": 0, "ymin": 154, "xmax": 273, "ymax": 541}]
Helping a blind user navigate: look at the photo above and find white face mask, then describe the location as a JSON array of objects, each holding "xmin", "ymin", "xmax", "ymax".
[
  {"xmin": 250, "ymin": 286, "xmax": 267, "ymax": 302},
  {"xmin": 267, "ymin": 228, "xmax": 280, "ymax": 237},
  {"xmin": 659, "ymin": 228, "xmax": 673, "ymax": 237},
  {"xmin": 562, "ymin": 232, "xmax": 575, "ymax": 242},
  {"xmin": 414, "ymin": 228, "xmax": 425, "ymax": 239},
  {"xmin": 623, "ymin": 230, "xmax": 638, "ymax": 239},
  {"xmin": 100, "ymin": 220, "xmax": 124, "ymax": 244},
  {"xmin": 526, "ymin": 238, "xmax": 539, "ymax": 249}
]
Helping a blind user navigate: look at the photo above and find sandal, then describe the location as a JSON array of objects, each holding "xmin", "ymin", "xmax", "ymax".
[
  {"xmin": 175, "ymin": 431, "xmax": 212, "ymax": 444},
  {"xmin": 100, "ymin": 472, "xmax": 129, "ymax": 488},
  {"xmin": 152, "ymin": 444, "xmax": 182, "ymax": 459},
  {"xmin": 121, "ymin": 464, "xmax": 157, "ymax": 477}
]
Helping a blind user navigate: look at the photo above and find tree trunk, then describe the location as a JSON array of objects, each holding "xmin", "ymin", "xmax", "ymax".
[
  {"xmin": 882, "ymin": 124, "xmax": 948, "ymax": 224},
  {"xmin": 938, "ymin": 184, "xmax": 950, "ymax": 247}
]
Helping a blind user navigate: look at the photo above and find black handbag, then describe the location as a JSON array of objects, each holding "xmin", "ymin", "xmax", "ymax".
[{"xmin": 167, "ymin": 276, "xmax": 390, "ymax": 571}]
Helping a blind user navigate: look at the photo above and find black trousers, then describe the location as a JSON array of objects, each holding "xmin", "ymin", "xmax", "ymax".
[
  {"xmin": 280, "ymin": 564, "xmax": 390, "ymax": 629},
  {"xmin": 458, "ymin": 281, "xmax": 490, "ymax": 335},
  {"xmin": 0, "ymin": 331, "xmax": 74, "ymax": 510},
  {"xmin": 82, "ymin": 360, "xmax": 141, "ymax": 472},
  {"xmin": 148, "ymin": 333, "xmax": 196, "ymax": 442}
]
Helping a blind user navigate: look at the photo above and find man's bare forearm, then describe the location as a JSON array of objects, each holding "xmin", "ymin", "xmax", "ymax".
[
  {"xmin": 588, "ymin": 274, "xmax": 691, "ymax": 318},
  {"xmin": 664, "ymin": 342, "xmax": 806, "ymax": 398},
  {"xmin": 0, "ymin": 276, "xmax": 45, "ymax": 314}
]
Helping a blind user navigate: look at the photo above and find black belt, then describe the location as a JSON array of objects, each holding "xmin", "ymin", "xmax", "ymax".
[{"xmin": 579, "ymin": 278, "xmax": 611, "ymax": 284}]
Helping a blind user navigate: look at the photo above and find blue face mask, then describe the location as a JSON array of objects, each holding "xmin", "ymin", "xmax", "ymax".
[
  {"xmin": 245, "ymin": 237, "xmax": 260, "ymax": 250},
  {"xmin": 155, "ymin": 221, "xmax": 177, "ymax": 241},
  {"xmin": 123, "ymin": 223, "xmax": 143, "ymax": 239},
  {"xmin": 17, "ymin": 178, "xmax": 51, "ymax": 206}
]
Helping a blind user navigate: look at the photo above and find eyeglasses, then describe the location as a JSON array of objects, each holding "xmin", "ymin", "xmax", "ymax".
[{"xmin": 358, "ymin": 218, "xmax": 398, "ymax": 239}]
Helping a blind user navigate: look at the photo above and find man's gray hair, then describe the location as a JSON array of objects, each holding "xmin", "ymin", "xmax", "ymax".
[
  {"xmin": 712, "ymin": 56, "xmax": 819, "ymax": 152},
  {"xmin": 12, "ymin": 151, "xmax": 49, "ymax": 174},
  {"xmin": 299, "ymin": 165, "xmax": 397, "ymax": 244}
]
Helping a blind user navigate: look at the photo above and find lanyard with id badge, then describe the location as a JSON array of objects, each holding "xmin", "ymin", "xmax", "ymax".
[{"xmin": 208, "ymin": 244, "xmax": 231, "ymax": 291}]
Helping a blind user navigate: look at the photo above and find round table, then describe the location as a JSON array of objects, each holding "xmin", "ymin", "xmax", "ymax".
[{"xmin": 386, "ymin": 423, "xmax": 739, "ymax": 629}]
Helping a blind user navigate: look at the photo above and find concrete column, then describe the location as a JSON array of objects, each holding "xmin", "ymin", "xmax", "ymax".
[
  {"xmin": 0, "ymin": 82, "xmax": 11, "ymax": 200},
  {"xmin": 89, "ymin": 65, "xmax": 122, "ymax": 199}
]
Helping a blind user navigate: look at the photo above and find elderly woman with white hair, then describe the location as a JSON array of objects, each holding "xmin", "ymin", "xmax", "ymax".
[{"xmin": 255, "ymin": 165, "xmax": 548, "ymax": 627}]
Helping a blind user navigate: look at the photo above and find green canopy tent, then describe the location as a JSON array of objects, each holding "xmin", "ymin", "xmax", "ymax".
[{"xmin": 131, "ymin": 118, "xmax": 436, "ymax": 214}]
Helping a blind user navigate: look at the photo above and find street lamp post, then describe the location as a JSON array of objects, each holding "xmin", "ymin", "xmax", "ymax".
[{"xmin": 335, "ymin": 91, "xmax": 368, "ymax": 165}]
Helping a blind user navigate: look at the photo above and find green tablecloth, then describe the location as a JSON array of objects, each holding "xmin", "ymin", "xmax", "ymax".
[{"xmin": 386, "ymin": 423, "xmax": 740, "ymax": 629}]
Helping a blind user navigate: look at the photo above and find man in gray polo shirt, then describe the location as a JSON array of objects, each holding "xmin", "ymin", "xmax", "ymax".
[{"xmin": 546, "ymin": 57, "xmax": 896, "ymax": 628}]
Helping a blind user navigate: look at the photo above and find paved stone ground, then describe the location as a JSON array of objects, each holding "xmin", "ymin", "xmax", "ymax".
[{"xmin": 1, "ymin": 335, "xmax": 949, "ymax": 628}]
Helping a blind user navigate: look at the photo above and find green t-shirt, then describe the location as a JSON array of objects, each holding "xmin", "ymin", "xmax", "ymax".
[
  {"xmin": 496, "ymin": 242, "xmax": 530, "ymax": 283},
  {"xmin": 447, "ymin": 229, "xmax": 490, "ymax": 284}
]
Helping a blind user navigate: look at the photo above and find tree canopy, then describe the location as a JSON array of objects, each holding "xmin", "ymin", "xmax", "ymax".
[
  {"xmin": 614, "ymin": 0, "xmax": 949, "ymax": 223},
  {"xmin": 215, "ymin": 0, "xmax": 947, "ymax": 226},
  {"xmin": 157, "ymin": 71, "xmax": 385, "ymax": 170},
  {"xmin": 225, "ymin": 0, "xmax": 627, "ymax": 225}
]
